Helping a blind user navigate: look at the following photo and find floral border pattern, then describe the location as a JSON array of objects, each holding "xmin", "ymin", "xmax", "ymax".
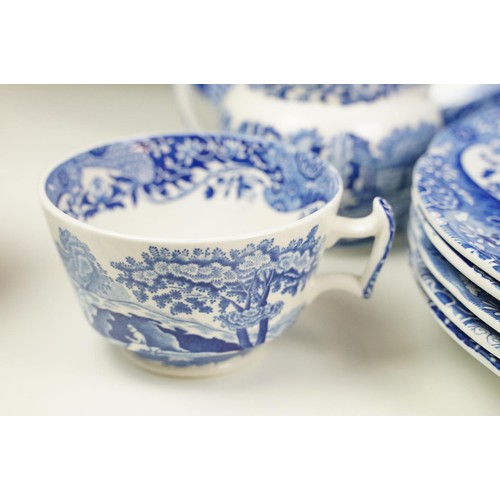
[
  {"xmin": 248, "ymin": 84, "xmax": 410, "ymax": 104},
  {"xmin": 408, "ymin": 224, "xmax": 500, "ymax": 355},
  {"xmin": 194, "ymin": 84, "xmax": 411, "ymax": 106},
  {"xmin": 428, "ymin": 300, "xmax": 500, "ymax": 374},
  {"xmin": 409, "ymin": 213, "xmax": 499, "ymax": 331},
  {"xmin": 46, "ymin": 134, "xmax": 339, "ymax": 223},
  {"xmin": 223, "ymin": 119, "xmax": 437, "ymax": 219},
  {"xmin": 413, "ymin": 104, "xmax": 500, "ymax": 280},
  {"xmin": 416, "ymin": 206, "xmax": 500, "ymax": 300}
]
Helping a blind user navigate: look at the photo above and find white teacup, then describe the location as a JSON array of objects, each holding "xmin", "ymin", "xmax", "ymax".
[{"xmin": 41, "ymin": 133, "xmax": 395, "ymax": 377}]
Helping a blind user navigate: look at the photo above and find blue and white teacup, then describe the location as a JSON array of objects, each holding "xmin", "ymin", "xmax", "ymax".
[{"xmin": 41, "ymin": 133, "xmax": 395, "ymax": 377}]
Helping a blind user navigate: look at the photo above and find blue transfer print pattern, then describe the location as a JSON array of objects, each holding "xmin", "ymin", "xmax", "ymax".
[
  {"xmin": 57, "ymin": 229, "xmax": 130, "ymax": 322},
  {"xmin": 408, "ymin": 225, "xmax": 500, "ymax": 354},
  {"xmin": 46, "ymin": 135, "xmax": 338, "ymax": 223},
  {"xmin": 248, "ymin": 85, "xmax": 411, "ymax": 105},
  {"xmin": 409, "ymin": 215, "xmax": 500, "ymax": 331},
  {"xmin": 194, "ymin": 84, "xmax": 411, "ymax": 106},
  {"xmin": 58, "ymin": 229, "xmax": 113, "ymax": 296},
  {"xmin": 362, "ymin": 198, "xmax": 395, "ymax": 299},
  {"xmin": 460, "ymin": 139, "xmax": 500, "ymax": 202},
  {"xmin": 56, "ymin": 227, "xmax": 323, "ymax": 366},
  {"xmin": 429, "ymin": 300, "xmax": 500, "ymax": 374},
  {"xmin": 413, "ymin": 104, "xmax": 500, "ymax": 280},
  {"xmin": 441, "ymin": 89, "xmax": 500, "ymax": 125},
  {"xmin": 111, "ymin": 226, "xmax": 323, "ymax": 349},
  {"xmin": 415, "ymin": 206, "xmax": 500, "ymax": 300},
  {"xmin": 225, "ymin": 120, "xmax": 437, "ymax": 219},
  {"xmin": 194, "ymin": 84, "xmax": 231, "ymax": 104}
]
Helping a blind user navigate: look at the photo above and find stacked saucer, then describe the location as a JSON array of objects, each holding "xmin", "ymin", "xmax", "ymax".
[{"xmin": 408, "ymin": 104, "xmax": 500, "ymax": 376}]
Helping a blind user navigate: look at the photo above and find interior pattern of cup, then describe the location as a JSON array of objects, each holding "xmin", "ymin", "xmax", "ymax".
[{"xmin": 44, "ymin": 134, "xmax": 340, "ymax": 240}]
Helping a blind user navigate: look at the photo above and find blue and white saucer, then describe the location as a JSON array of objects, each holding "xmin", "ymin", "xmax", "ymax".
[
  {"xmin": 408, "ymin": 235, "xmax": 500, "ymax": 356},
  {"xmin": 408, "ymin": 212, "xmax": 500, "ymax": 331},
  {"xmin": 428, "ymin": 299, "xmax": 500, "ymax": 376},
  {"xmin": 415, "ymin": 208, "xmax": 500, "ymax": 300},
  {"xmin": 412, "ymin": 104, "xmax": 500, "ymax": 281}
]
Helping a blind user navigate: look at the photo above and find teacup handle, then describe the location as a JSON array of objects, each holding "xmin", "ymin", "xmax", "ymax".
[
  {"xmin": 306, "ymin": 197, "xmax": 395, "ymax": 303},
  {"xmin": 173, "ymin": 84, "xmax": 206, "ymax": 131}
]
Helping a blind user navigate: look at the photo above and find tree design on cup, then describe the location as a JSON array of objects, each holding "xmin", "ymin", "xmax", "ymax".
[
  {"xmin": 57, "ymin": 229, "xmax": 113, "ymax": 296},
  {"xmin": 42, "ymin": 132, "xmax": 396, "ymax": 374},
  {"xmin": 110, "ymin": 227, "xmax": 323, "ymax": 349},
  {"xmin": 56, "ymin": 229, "xmax": 129, "ymax": 322}
]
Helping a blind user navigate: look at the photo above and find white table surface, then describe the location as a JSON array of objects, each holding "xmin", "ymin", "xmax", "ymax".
[{"xmin": 1, "ymin": 84, "xmax": 498, "ymax": 416}]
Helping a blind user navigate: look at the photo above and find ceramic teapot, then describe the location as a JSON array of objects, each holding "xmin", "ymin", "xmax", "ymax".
[{"xmin": 176, "ymin": 84, "xmax": 442, "ymax": 227}]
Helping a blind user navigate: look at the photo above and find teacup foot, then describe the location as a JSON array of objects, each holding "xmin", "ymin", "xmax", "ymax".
[{"xmin": 122, "ymin": 348, "xmax": 264, "ymax": 378}]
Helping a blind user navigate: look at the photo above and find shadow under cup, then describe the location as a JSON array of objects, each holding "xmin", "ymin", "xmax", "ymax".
[{"xmin": 41, "ymin": 134, "xmax": 342, "ymax": 375}]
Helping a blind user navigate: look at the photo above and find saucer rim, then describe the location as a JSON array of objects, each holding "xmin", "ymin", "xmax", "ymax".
[
  {"xmin": 408, "ymin": 235, "xmax": 500, "ymax": 357},
  {"xmin": 414, "ymin": 206, "xmax": 500, "ymax": 300},
  {"xmin": 412, "ymin": 105, "xmax": 500, "ymax": 281},
  {"xmin": 428, "ymin": 297, "xmax": 500, "ymax": 376},
  {"xmin": 408, "ymin": 215, "xmax": 500, "ymax": 332}
]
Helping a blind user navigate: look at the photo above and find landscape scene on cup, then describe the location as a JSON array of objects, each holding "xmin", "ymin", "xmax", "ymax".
[
  {"xmin": 33, "ymin": 84, "xmax": 500, "ymax": 385},
  {"xmin": 56, "ymin": 225, "xmax": 324, "ymax": 366}
]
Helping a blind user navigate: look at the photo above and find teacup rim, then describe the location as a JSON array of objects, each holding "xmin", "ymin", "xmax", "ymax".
[{"xmin": 40, "ymin": 131, "xmax": 343, "ymax": 246}]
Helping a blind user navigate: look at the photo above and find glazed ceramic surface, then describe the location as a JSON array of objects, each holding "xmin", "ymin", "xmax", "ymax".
[
  {"xmin": 412, "ymin": 104, "xmax": 500, "ymax": 281},
  {"xmin": 41, "ymin": 133, "xmax": 394, "ymax": 375},
  {"xmin": 415, "ymin": 207, "xmax": 500, "ymax": 300},
  {"xmin": 176, "ymin": 84, "xmax": 441, "ymax": 223},
  {"xmin": 439, "ymin": 87, "xmax": 500, "ymax": 125},
  {"xmin": 408, "ymin": 212, "xmax": 499, "ymax": 331},
  {"xmin": 428, "ymin": 299, "xmax": 500, "ymax": 377},
  {"xmin": 408, "ymin": 232, "xmax": 500, "ymax": 356}
]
